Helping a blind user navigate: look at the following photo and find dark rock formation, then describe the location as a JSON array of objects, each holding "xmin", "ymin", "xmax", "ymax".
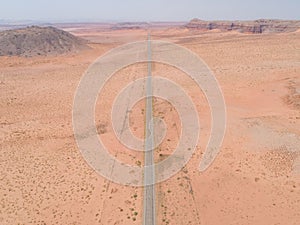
[{"xmin": 0, "ymin": 26, "xmax": 90, "ymax": 56}]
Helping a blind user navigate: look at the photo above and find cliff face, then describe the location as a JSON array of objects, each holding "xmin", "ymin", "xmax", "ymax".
[{"xmin": 185, "ymin": 19, "xmax": 300, "ymax": 33}]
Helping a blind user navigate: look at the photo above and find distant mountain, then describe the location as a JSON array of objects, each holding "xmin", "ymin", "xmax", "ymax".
[{"xmin": 111, "ymin": 22, "xmax": 150, "ymax": 30}]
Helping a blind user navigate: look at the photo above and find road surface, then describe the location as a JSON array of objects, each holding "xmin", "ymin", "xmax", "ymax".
[{"xmin": 143, "ymin": 32, "xmax": 156, "ymax": 225}]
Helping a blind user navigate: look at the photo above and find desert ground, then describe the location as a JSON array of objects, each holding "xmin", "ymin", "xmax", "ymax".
[{"xmin": 0, "ymin": 24, "xmax": 300, "ymax": 225}]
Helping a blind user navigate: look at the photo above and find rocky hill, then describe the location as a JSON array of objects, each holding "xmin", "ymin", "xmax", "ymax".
[
  {"xmin": 185, "ymin": 19, "xmax": 300, "ymax": 33},
  {"xmin": 0, "ymin": 26, "xmax": 90, "ymax": 56}
]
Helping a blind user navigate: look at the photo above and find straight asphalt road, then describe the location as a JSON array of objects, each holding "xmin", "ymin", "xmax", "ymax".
[{"xmin": 143, "ymin": 32, "xmax": 156, "ymax": 225}]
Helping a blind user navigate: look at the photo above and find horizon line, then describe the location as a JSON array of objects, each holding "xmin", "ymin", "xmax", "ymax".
[{"xmin": 1, "ymin": 17, "xmax": 300, "ymax": 25}]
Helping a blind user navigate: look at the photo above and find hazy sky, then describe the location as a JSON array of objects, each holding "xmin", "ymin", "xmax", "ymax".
[{"xmin": 1, "ymin": 0, "xmax": 299, "ymax": 22}]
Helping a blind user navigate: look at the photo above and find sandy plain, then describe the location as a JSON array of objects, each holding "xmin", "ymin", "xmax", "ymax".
[{"xmin": 0, "ymin": 25, "xmax": 300, "ymax": 225}]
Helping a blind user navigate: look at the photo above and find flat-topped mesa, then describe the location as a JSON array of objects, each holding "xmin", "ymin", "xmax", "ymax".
[
  {"xmin": 0, "ymin": 26, "xmax": 90, "ymax": 57},
  {"xmin": 185, "ymin": 19, "xmax": 300, "ymax": 33}
]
